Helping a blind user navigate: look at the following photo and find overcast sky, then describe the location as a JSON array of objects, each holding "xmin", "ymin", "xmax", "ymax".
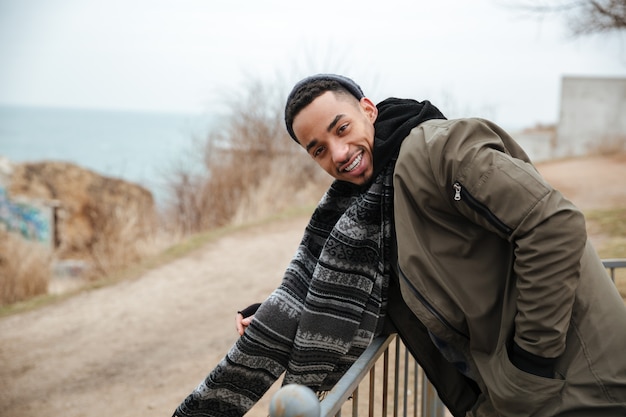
[{"xmin": 1, "ymin": 0, "xmax": 625, "ymax": 129}]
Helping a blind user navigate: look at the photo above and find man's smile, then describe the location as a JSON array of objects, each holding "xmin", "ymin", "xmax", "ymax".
[{"xmin": 343, "ymin": 151, "xmax": 363, "ymax": 172}]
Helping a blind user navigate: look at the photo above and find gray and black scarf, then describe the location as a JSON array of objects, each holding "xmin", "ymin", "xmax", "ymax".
[{"xmin": 174, "ymin": 98, "xmax": 445, "ymax": 417}]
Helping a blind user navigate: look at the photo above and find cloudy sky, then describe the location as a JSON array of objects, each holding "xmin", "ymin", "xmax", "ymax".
[{"xmin": 1, "ymin": 0, "xmax": 624, "ymax": 129}]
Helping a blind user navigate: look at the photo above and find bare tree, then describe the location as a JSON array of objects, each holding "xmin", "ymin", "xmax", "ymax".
[{"xmin": 505, "ymin": 0, "xmax": 626, "ymax": 36}]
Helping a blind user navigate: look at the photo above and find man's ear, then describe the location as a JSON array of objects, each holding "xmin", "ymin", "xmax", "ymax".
[{"xmin": 360, "ymin": 97, "xmax": 378, "ymax": 123}]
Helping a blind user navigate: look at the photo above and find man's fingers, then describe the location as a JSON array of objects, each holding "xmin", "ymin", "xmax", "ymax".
[
  {"xmin": 236, "ymin": 313, "xmax": 245, "ymax": 335},
  {"xmin": 236, "ymin": 314, "xmax": 255, "ymax": 336}
]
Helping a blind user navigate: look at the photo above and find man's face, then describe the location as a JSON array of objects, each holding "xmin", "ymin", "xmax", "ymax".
[{"xmin": 292, "ymin": 91, "xmax": 378, "ymax": 185}]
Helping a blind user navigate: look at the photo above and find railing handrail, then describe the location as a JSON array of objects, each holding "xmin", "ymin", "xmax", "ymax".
[
  {"xmin": 602, "ymin": 259, "xmax": 626, "ymax": 267},
  {"xmin": 269, "ymin": 258, "xmax": 626, "ymax": 417},
  {"xmin": 603, "ymin": 258, "xmax": 626, "ymax": 282},
  {"xmin": 319, "ymin": 334, "xmax": 395, "ymax": 416}
]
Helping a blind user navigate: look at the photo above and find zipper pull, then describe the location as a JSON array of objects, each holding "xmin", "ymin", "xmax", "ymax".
[{"xmin": 453, "ymin": 182, "xmax": 462, "ymax": 201}]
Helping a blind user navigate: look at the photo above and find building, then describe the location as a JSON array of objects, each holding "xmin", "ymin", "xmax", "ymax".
[{"xmin": 555, "ymin": 76, "xmax": 626, "ymax": 158}]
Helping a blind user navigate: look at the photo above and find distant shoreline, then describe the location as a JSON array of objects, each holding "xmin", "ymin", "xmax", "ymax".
[{"xmin": 0, "ymin": 105, "xmax": 214, "ymax": 207}]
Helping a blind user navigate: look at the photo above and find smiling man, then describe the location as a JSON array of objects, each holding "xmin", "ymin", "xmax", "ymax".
[
  {"xmin": 291, "ymin": 89, "xmax": 378, "ymax": 184},
  {"xmin": 173, "ymin": 74, "xmax": 626, "ymax": 417}
]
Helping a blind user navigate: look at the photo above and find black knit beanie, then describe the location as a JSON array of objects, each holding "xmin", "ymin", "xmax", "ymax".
[{"xmin": 284, "ymin": 74, "xmax": 365, "ymax": 141}]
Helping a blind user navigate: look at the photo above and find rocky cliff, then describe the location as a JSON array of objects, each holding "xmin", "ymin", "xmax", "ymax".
[{"xmin": 7, "ymin": 160, "xmax": 157, "ymax": 268}]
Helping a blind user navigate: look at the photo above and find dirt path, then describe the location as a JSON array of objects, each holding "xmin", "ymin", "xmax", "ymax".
[
  {"xmin": 0, "ymin": 154, "xmax": 625, "ymax": 417},
  {"xmin": 0, "ymin": 217, "xmax": 307, "ymax": 417},
  {"xmin": 535, "ymin": 154, "xmax": 626, "ymax": 211}
]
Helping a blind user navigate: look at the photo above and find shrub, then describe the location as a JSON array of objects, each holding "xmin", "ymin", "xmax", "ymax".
[
  {"xmin": 0, "ymin": 230, "xmax": 51, "ymax": 305},
  {"xmin": 163, "ymin": 77, "xmax": 326, "ymax": 234}
]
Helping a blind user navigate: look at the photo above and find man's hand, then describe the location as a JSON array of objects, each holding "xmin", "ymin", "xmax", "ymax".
[
  {"xmin": 236, "ymin": 302, "xmax": 261, "ymax": 336},
  {"xmin": 236, "ymin": 313, "xmax": 254, "ymax": 336}
]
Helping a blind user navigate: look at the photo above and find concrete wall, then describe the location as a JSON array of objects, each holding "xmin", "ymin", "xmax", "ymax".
[{"xmin": 555, "ymin": 76, "xmax": 626, "ymax": 158}]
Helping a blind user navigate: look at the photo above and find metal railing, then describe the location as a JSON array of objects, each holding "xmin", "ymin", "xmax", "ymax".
[
  {"xmin": 270, "ymin": 333, "xmax": 443, "ymax": 417},
  {"xmin": 318, "ymin": 333, "xmax": 443, "ymax": 417},
  {"xmin": 269, "ymin": 259, "xmax": 625, "ymax": 417},
  {"xmin": 603, "ymin": 258, "xmax": 626, "ymax": 282}
]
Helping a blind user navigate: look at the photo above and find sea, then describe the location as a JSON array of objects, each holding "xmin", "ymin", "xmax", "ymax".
[
  {"xmin": 0, "ymin": 105, "xmax": 215, "ymax": 207},
  {"xmin": 0, "ymin": 105, "xmax": 555, "ymax": 209}
]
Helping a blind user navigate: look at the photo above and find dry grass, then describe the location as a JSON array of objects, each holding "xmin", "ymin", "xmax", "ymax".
[
  {"xmin": 0, "ymin": 230, "xmax": 51, "ymax": 305},
  {"xmin": 585, "ymin": 207, "xmax": 626, "ymax": 299},
  {"xmin": 162, "ymin": 77, "xmax": 327, "ymax": 236},
  {"xmin": 84, "ymin": 206, "xmax": 164, "ymax": 279}
]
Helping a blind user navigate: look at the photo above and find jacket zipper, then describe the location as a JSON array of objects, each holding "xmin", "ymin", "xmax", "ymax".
[
  {"xmin": 398, "ymin": 267, "xmax": 469, "ymax": 339},
  {"xmin": 453, "ymin": 182, "xmax": 513, "ymax": 236}
]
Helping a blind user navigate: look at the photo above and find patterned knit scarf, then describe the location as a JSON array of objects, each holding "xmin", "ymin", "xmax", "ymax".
[{"xmin": 173, "ymin": 98, "xmax": 445, "ymax": 417}]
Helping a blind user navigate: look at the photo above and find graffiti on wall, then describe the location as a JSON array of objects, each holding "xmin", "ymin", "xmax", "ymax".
[{"xmin": 0, "ymin": 187, "xmax": 52, "ymax": 243}]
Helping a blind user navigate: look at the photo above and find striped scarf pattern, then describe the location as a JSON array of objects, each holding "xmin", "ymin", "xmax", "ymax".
[
  {"xmin": 173, "ymin": 97, "xmax": 446, "ymax": 417},
  {"xmin": 174, "ymin": 163, "xmax": 395, "ymax": 417}
]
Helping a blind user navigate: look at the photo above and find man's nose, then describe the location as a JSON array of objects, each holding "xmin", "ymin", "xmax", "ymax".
[{"xmin": 330, "ymin": 140, "xmax": 349, "ymax": 165}]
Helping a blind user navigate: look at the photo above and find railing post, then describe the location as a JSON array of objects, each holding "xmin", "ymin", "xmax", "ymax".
[
  {"xmin": 422, "ymin": 379, "xmax": 445, "ymax": 417},
  {"xmin": 269, "ymin": 384, "xmax": 320, "ymax": 417}
]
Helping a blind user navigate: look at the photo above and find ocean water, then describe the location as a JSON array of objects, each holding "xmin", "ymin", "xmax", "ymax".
[
  {"xmin": 0, "ymin": 105, "xmax": 555, "ymax": 210},
  {"xmin": 0, "ymin": 105, "xmax": 213, "ymax": 205}
]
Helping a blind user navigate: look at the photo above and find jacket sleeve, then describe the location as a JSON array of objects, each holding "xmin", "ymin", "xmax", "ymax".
[{"xmin": 423, "ymin": 118, "xmax": 587, "ymax": 361}]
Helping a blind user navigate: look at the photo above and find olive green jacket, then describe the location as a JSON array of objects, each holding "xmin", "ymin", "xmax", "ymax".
[{"xmin": 393, "ymin": 118, "xmax": 626, "ymax": 416}]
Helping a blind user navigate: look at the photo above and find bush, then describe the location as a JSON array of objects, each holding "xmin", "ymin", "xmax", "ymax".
[
  {"xmin": 0, "ymin": 230, "xmax": 51, "ymax": 305},
  {"xmin": 85, "ymin": 203, "xmax": 161, "ymax": 278},
  {"xmin": 163, "ymin": 77, "xmax": 327, "ymax": 234}
]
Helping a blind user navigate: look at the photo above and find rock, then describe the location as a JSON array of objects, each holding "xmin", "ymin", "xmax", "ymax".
[{"xmin": 7, "ymin": 160, "xmax": 157, "ymax": 265}]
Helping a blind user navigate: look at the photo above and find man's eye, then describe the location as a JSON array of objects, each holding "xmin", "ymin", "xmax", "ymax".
[
  {"xmin": 313, "ymin": 147, "xmax": 323, "ymax": 157},
  {"xmin": 338, "ymin": 123, "xmax": 349, "ymax": 134}
]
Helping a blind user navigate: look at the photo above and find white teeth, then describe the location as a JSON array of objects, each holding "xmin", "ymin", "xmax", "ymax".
[{"xmin": 345, "ymin": 153, "xmax": 362, "ymax": 172}]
